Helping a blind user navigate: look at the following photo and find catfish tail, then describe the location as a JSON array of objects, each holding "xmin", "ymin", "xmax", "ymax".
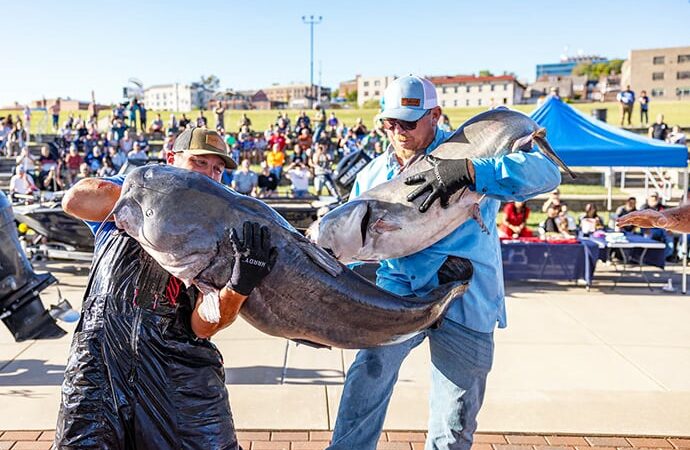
[{"xmin": 532, "ymin": 128, "xmax": 576, "ymax": 179}]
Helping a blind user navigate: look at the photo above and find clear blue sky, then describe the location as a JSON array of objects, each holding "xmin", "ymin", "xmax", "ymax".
[{"xmin": 2, "ymin": 0, "xmax": 688, "ymax": 106}]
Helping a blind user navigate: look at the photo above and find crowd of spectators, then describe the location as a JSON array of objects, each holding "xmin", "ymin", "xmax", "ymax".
[{"xmin": 2, "ymin": 102, "xmax": 401, "ymax": 203}]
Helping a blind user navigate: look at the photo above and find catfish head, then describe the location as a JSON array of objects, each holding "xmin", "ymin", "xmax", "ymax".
[
  {"xmin": 112, "ymin": 165, "xmax": 227, "ymax": 285},
  {"xmin": 308, "ymin": 198, "xmax": 403, "ymax": 264}
]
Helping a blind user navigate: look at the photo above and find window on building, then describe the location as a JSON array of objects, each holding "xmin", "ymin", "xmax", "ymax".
[
  {"xmin": 503, "ymin": 98, "xmax": 508, "ymax": 104},
  {"xmin": 490, "ymin": 84, "xmax": 495, "ymax": 92},
  {"xmin": 651, "ymin": 88, "xmax": 665, "ymax": 97},
  {"xmin": 374, "ymin": 80, "xmax": 380, "ymax": 87},
  {"xmin": 466, "ymin": 86, "xmax": 470, "ymax": 93},
  {"xmin": 677, "ymin": 87, "xmax": 690, "ymax": 97},
  {"xmin": 677, "ymin": 71, "xmax": 690, "ymax": 80},
  {"xmin": 503, "ymin": 84, "xmax": 508, "ymax": 91},
  {"xmin": 478, "ymin": 85, "xmax": 482, "ymax": 92},
  {"xmin": 478, "ymin": 99, "xmax": 482, "ymax": 106},
  {"xmin": 653, "ymin": 56, "xmax": 665, "ymax": 65},
  {"xmin": 374, "ymin": 91, "xmax": 379, "ymax": 96},
  {"xmin": 363, "ymin": 81, "xmax": 369, "ymax": 87},
  {"xmin": 652, "ymin": 72, "xmax": 664, "ymax": 81},
  {"xmin": 442, "ymin": 87, "xmax": 447, "ymax": 94},
  {"xmin": 364, "ymin": 91, "xmax": 369, "ymax": 96},
  {"xmin": 454, "ymin": 86, "xmax": 458, "ymax": 93},
  {"xmin": 466, "ymin": 99, "xmax": 470, "ymax": 106},
  {"xmin": 442, "ymin": 100, "xmax": 446, "ymax": 107},
  {"xmin": 454, "ymin": 100, "xmax": 458, "ymax": 107},
  {"xmin": 678, "ymin": 54, "xmax": 690, "ymax": 63}
]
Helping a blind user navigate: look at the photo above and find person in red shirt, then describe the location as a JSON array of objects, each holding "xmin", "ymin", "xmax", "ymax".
[
  {"xmin": 267, "ymin": 131, "xmax": 287, "ymax": 152},
  {"xmin": 64, "ymin": 145, "xmax": 84, "ymax": 186},
  {"xmin": 499, "ymin": 201, "xmax": 533, "ymax": 238}
]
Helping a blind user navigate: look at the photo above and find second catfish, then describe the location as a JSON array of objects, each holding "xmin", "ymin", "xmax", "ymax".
[{"xmin": 309, "ymin": 108, "xmax": 574, "ymax": 263}]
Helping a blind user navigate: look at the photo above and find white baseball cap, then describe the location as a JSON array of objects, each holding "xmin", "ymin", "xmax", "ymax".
[{"xmin": 380, "ymin": 75, "xmax": 438, "ymax": 121}]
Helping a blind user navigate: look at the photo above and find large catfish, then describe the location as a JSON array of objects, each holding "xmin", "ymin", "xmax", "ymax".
[
  {"xmin": 111, "ymin": 165, "xmax": 469, "ymax": 349},
  {"xmin": 308, "ymin": 108, "xmax": 573, "ymax": 263}
]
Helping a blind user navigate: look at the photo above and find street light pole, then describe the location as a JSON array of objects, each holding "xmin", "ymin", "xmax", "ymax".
[{"xmin": 302, "ymin": 15, "xmax": 322, "ymax": 108}]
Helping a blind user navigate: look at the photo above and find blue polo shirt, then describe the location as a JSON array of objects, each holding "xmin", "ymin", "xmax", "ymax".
[{"xmin": 350, "ymin": 128, "xmax": 561, "ymax": 332}]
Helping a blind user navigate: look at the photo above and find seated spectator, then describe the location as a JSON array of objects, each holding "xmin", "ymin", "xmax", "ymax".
[
  {"xmin": 541, "ymin": 189, "xmax": 561, "ymax": 212},
  {"xmin": 266, "ymin": 143, "xmax": 285, "ymax": 180},
  {"xmin": 64, "ymin": 145, "xmax": 84, "ymax": 186},
  {"xmin": 499, "ymin": 201, "xmax": 532, "ymax": 238},
  {"xmin": 351, "ymin": 117, "xmax": 368, "ymax": 140},
  {"xmin": 15, "ymin": 146, "xmax": 36, "ymax": 173},
  {"xmin": 615, "ymin": 197, "xmax": 638, "ymax": 232},
  {"xmin": 327, "ymin": 112, "xmax": 339, "ymax": 132},
  {"xmin": 558, "ymin": 203, "xmax": 577, "ymax": 234},
  {"xmin": 9, "ymin": 165, "xmax": 38, "ymax": 201},
  {"xmin": 296, "ymin": 128, "xmax": 313, "ymax": 153},
  {"xmin": 38, "ymin": 144, "xmax": 59, "ymax": 175},
  {"xmin": 136, "ymin": 132, "xmax": 149, "ymax": 151},
  {"xmin": 285, "ymin": 161, "xmax": 312, "ymax": 198},
  {"xmin": 119, "ymin": 132, "xmax": 134, "ymax": 153},
  {"xmin": 578, "ymin": 203, "xmax": 605, "ymax": 235},
  {"xmin": 42, "ymin": 167, "xmax": 64, "ymax": 192},
  {"xmin": 98, "ymin": 157, "xmax": 117, "ymax": 177},
  {"xmin": 179, "ymin": 113, "xmax": 191, "ymax": 130},
  {"xmin": 231, "ymin": 159, "xmax": 258, "ymax": 196},
  {"xmin": 85, "ymin": 146, "xmax": 104, "ymax": 172},
  {"xmin": 311, "ymin": 144, "xmax": 336, "ymax": 196},
  {"xmin": 276, "ymin": 118, "xmax": 289, "ymax": 135},
  {"xmin": 666, "ymin": 125, "xmax": 687, "ymax": 146},
  {"xmin": 73, "ymin": 163, "xmax": 92, "ymax": 186},
  {"xmin": 539, "ymin": 204, "xmax": 565, "ymax": 236},
  {"xmin": 267, "ymin": 130, "xmax": 287, "ymax": 152},
  {"xmin": 339, "ymin": 129, "xmax": 360, "ymax": 157},
  {"xmin": 640, "ymin": 192, "xmax": 674, "ymax": 260},
  {"xmin": 149, "ymin": 113, "xmax": 164, "ymax": 134},
  {"xmin": 257, "ymin": 164, "xmax": 279, "ymax": 198},
  {"xmin": 108, "ymin": 145, "xmax": 127, "ymax": 171},
  {"xmin": 7, "ymin": 121, "xmax": 28, "ymax": 157},
  {"xmin": 128, "ymin": 141, "xmax": 148, "ymax": 160}
]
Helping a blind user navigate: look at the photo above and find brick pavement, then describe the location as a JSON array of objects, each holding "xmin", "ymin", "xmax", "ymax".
[{"xmin": 2, "ymin": 431, "xmax": 690, "ymax": 450}]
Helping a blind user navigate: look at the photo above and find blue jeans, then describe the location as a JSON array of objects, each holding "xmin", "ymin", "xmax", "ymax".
[{"xmin": 328, "ymin": 319, "xmax": 494, "ymax": 450}]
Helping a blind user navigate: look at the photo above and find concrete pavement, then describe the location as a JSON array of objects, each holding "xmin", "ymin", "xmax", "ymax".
[{"xmin": 1, "ymin": 259, "xmax": 689, "ymax": 437}]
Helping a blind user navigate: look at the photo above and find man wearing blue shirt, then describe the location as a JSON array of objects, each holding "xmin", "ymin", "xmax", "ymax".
[{"xmin": 328, "ymin": 76, "xmax": 561, "ymax": 450}]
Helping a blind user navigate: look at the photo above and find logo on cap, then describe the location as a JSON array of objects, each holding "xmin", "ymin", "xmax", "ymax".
[
  {"xmin": 401, "ymin": 98, "xmax": 421, "ymax": 107},
  {"xmin": 205, "ymin": 134, "xmax": 224, "ymax": 150}
]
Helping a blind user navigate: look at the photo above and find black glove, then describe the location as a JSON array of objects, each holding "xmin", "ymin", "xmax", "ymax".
[
  {"xmin": 227, "ymin": 221, "xmax": 278, "ymax": 296},
  {"xmin": 404, "ymin": 155, "xmax": 473, "ymax": 213}
]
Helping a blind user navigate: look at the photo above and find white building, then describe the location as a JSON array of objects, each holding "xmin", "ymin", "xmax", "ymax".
[
  {"xmin": 357, "ymin": 75, "xmax": 396, "ymax": 107},
  {"xmin": 144, "ymin": 83, "xmax": 212, "ymax": 112},
  {"xmin": 429, "ymin": 75, "xmax": 526, "ymax": 108}
]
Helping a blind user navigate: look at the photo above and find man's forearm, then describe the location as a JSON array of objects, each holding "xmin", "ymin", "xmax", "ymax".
[
  {"xmin": 62, "ymin": 178, "xmax": 121, "ymax": 222},
  {"xmin": 191, "ymin": 288, "xmax": 248, "ymax": 339}
]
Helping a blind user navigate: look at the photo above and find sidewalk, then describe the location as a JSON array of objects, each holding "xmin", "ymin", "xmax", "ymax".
[
  {"xmin": 1, "ymin": 430, "xmax": 690, "ymax": 450},
  {"xmin": 1, "ymin": 260, "xmax": 689, "ymax": 438}
]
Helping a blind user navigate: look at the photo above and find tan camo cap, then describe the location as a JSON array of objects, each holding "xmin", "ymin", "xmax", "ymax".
[{"xmin": 173, "ymin": 127, "xmax": 237, "ymax": 170}]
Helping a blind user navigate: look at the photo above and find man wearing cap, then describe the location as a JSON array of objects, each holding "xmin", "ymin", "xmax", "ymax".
[
  {"xmin": 328, "ymin": 76, "xmax": 561, "ymax": 450},
  {"xmin": 55, "ymin": 128, "xmax": 276, "ymax": 449}
]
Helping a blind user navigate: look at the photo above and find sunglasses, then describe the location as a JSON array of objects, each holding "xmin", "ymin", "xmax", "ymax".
[{"xmin": 382, "ymin": 109, "xmax": 430, "ymax": 132}]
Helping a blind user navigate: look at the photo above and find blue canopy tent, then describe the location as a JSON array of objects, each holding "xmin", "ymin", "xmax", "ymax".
[
  {"xmin": 530, "ymin": 96, "xmax": 687, "ymax": 167},
  {"xmin": 530, "ymin": 96, "xmax": 689, "ymax": 292}
]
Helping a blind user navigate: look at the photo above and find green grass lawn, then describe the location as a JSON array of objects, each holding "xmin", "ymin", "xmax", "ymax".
[{"xmin": 2, "ymin": 100, "xmax": 689, "ymax": 136}]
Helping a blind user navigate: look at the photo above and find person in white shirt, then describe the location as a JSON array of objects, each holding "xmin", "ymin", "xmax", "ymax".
[
  {"xmin": 9, "ymin": 165, "xmax": 38, "ymax": 201},
  {"xmin": 285, "ymin": 162, "xmax": 312, "ymax": 198}
]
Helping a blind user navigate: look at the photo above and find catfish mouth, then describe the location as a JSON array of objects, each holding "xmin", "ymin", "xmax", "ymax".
[{"xmin": 112, "ymin": 197, "xmax": 161, "ymax": 252}]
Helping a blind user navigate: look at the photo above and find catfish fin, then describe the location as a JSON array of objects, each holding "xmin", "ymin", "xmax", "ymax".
[
  {"xmin": 292, "ymin": 338, "xmax": 332, "ymax": 349},
  {"xmin": 296, "ymin": 239, "xmax": 343, "ymax": 277},
  {"xmin": 532, "ymin": 128, "xmax": 576, "ymax": 179}
]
